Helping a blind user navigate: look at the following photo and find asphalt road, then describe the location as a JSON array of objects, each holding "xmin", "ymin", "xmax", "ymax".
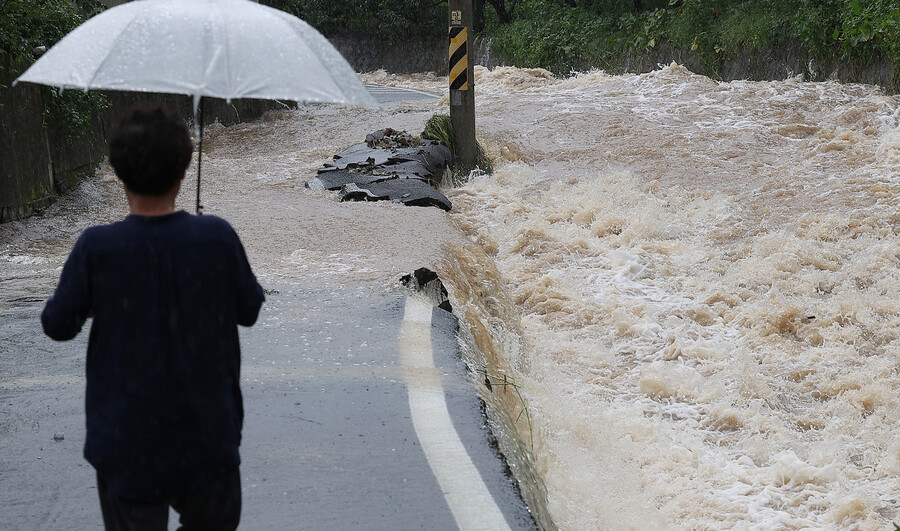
[
  {"xmin": 0, "ymin": 283, "xmax": 536, "ymax": 530},
  {"xmin": 239, "ymin": 284, "xmax": 535, "ymax": 530}
]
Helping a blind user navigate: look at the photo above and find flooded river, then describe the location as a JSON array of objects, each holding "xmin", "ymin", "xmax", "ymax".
[
  {"xmin": 3, "ymin": 65, "xmax": 900, "ymax": 529},
  {"xmin": 449, "ymin": 65, "xmax": 900, "ymax": 530}
]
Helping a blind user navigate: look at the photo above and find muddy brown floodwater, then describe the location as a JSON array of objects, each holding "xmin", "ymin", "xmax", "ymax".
[
  {"xmin": 448, "ymin": 65, "xmax": 900, "ymax": 530},
  {"xmin": 3, "ymin": 65, "xmax": 900, "ymax": 530}
]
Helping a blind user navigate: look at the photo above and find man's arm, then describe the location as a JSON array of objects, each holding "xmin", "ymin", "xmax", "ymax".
[
  {"xmin": 232, "ymin": 233, "xmax": 264, "ymax": 327},
  {"xmin": 41, "ymin": 234, "xmax": 92, "ymax": 340}
]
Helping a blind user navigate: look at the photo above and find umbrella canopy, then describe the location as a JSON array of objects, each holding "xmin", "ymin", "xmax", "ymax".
[
  {"xmin": 15, "ymin": 0, "xmax": 377, "ymax": 108},
  {"xmin": 14, "ymin": 0, "xmax": 378, "ymax": 212}
]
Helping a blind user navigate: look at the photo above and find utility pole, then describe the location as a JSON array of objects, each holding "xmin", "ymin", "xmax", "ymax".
[{"xmin": 448, "ymin": 0, "xmax": 476, "ymax": 174}]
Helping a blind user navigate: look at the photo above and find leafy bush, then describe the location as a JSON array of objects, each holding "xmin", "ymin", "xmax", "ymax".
[
  {"xmin": 485, "ymin": 0, "xmax": 900, "ymax": 88},
  {"xmin": 0, "ymin": 0, "xmax": 104, "ymax": 71},
  {"xmin": 261, "ymin": 0, "xmax": 448, "ymax": 43},
  {"xmin": 1, "ymin": 0, "xmax": 108, "ymax": 143},
  {"xmin": 489, "ymin": 0, "xmax": 615, "ymax": 73}
]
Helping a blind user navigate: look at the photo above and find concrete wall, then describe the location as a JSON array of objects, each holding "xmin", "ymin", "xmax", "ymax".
[
  {"xmin": 331, "ymin": 35, "xmax": 446, "ymax": 75},
  {"xmin": 614, "ymin": 42, "xmax": 897, "ymax": 90},
  {"xmin": 0, "ymin": 60, "xmax": 58, "ymax": 223}
]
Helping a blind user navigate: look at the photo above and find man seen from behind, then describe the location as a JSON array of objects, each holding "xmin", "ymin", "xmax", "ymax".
[{"xmin": 41, "ymin": 105, "xmax": 264, "ymax": 531}]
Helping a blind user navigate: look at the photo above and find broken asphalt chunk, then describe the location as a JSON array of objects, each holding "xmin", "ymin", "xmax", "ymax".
[{"xmin": 339, "ymin": 180, "xmax": 452, "ymax": 211}]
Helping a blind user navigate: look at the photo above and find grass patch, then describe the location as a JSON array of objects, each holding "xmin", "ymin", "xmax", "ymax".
[{"xmin": 422, "ymin": 114, "xmax": 494, "ymax": 178}]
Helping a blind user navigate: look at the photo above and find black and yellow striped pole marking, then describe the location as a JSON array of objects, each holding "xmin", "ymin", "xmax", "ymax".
[
  {"xmin": 449, "ymin": 27, "xmax": 468, "ymax": 91},
  {"xmin": 449, "ymin": 0, "xmax": 476, "ymax": 174}
]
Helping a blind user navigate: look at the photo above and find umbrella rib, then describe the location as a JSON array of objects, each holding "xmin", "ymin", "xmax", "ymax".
[
  {"xmin": 86, "ymin": 15, "xmax": 143, "ymax": 89},
  {"xmin": 221, "ymin": 6, "xmax": 233, "ymax": 100}
]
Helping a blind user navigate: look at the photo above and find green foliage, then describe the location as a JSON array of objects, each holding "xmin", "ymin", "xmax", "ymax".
[
  {"xmin": 616, "ymin": 5, "xmax": 670, "ymax": 51},
  {"xmin": 670, "ymin": 0, "xmax": 900, "ymax": 72},
  {"xmin": 423, "ymin": 113, "xmax": 454, "ymax": 144},
  {"xmin": 486, "ymin": 0, "xmax": 520, "ymax": 23},
  {"xmin": 489, "ymin": 0, "xmax": 615, "ymax": 73},
  {"xmin": 0, "ymin": 0, "xmax": 104, "ymax": 69},
  {"xmin": 484, "ymin": 0, "xmax": 900, "ymax": 85},
  {"xmin": 42, "ymin": 86, "xmax": 110, "ymax": 146},
  {"xmin": 660, "ymin": 0, "xmax": 794, "ymax": 71},
  {"xmin": 1, "ymin": 0, "xmax": 108, "ymax": 144},
  {"xmin": 261, "ymin": 0, "xmax": 448, "ymax": 43},
  {"xmin": 423, "ymin": 114, "xmax": 494, "ymax": 176},
  {"xmin": 820, "ymin": 0, "xmax": 900, "ymax": 62}
]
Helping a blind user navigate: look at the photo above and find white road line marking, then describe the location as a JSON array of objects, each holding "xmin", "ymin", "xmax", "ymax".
[{"xmin": 399, "ymin": 295, "xmax": 512, "ymax": 531}]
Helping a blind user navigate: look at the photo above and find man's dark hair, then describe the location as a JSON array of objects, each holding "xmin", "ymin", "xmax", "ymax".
[{"xmin": 109, "ymin": 105, "xmax": 193, "ymax": 196}]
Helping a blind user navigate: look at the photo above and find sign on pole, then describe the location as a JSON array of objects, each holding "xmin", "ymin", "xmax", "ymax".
[{"xmin": 449, "ymin": 0, "xmax": 476, "ymax": 174}]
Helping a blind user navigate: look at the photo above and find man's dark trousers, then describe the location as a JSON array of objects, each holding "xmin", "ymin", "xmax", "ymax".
[{"xmin": 97, "ymin": 467, "xmax": 241, "ymax": 531}]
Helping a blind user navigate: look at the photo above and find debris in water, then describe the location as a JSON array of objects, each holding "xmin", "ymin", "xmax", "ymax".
[
  {"xmin": 401, "ymin": 267, "xmax": 452, "ymax": 312},
  {"xmin": 366, "ymin": 128, "xmax": 417, "ymax": 149}
]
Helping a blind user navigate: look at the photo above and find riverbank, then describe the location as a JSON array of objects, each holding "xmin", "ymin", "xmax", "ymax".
[{"xmin": 482, "ymin": 0, "xmax": 900, "ymax": 92}]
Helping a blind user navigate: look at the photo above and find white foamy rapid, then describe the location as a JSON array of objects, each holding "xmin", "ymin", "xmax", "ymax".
[{"xmin": 445, "ymin": 64, "xmax": 900, "ymax": 529}]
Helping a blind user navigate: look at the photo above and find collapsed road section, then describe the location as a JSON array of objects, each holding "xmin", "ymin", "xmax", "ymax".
[{"xmin": 305, "ymin": 128, "xmax": 453, "ymax": 211}]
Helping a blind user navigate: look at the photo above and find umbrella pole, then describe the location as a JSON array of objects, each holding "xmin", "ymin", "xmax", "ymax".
[{"xmin": 196, "ymin": 97, "xmax": 205, "ymax": 215}]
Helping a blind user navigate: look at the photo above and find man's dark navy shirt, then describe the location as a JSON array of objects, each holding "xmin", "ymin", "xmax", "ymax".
[{"xmin": 41, "ymin": 211, "xmax": 264, "ymax": 501}]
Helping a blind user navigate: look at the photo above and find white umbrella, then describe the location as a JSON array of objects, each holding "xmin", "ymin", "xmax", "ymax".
[{"xmin": 14, "ymin": 0, "xmax": 378, "ymax": 213}]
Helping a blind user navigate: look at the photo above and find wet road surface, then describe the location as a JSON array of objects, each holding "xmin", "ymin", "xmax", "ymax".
[
  {"xmin": 0, "ymin": 282, "xmax": 534, "ymax": 530},
  {"xmin": 1, "ymin": 285, "xmax": 536, "ymax": 530},
  {"xmin": 240, "ymin": 285, "xmax": 535, "ymax": 530}
]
